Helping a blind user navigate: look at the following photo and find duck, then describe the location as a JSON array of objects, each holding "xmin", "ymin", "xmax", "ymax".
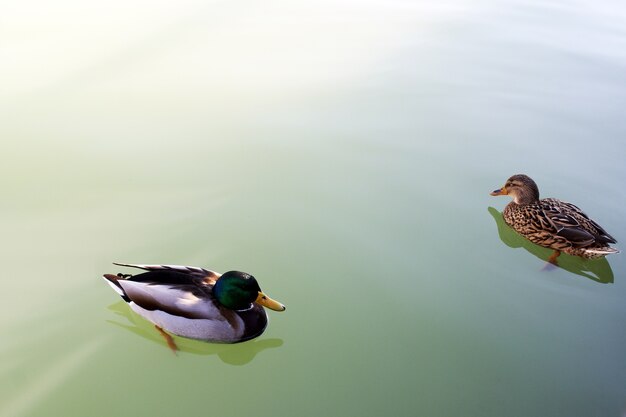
[
  {"xmin": 102, "ymin": 263, "xmax": 285, "ymax": 348},
  {"xmin": 490, "ymin": 174, "xmax": 618, "ymax": 263}
]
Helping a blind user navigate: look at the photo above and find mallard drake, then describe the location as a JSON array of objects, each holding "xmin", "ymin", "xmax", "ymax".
[
  {"xmin": 490, "ymin": 174, "xmax": 618, "ymax": 262},
  {"xmin": 102, "ymin": 263, "xmax": 285, "ymax": 346}
]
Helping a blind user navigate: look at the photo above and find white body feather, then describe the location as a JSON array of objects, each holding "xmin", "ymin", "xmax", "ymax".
[{"xmin": 128, "ymin": 302, "xmax": 245, "ymax": 343}]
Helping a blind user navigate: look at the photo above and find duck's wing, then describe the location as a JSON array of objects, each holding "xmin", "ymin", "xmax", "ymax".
[
  {"xmin": 112, "ymin": 263, "xmax": 221, "ymax": 281},
  {"xmin": 118, "ymin": 279, "xmax": 224, "ymax": 320},
  {"xmin": 103, "ymin": 269, "xmax": 225, "ymax": 320},
  {"xmin": 555, "ymin": 201, "xmax": 617, "ymax": 244},
  {"xmin": 541, "ymin": 199, "xmax": 616, "ymax": 247}
]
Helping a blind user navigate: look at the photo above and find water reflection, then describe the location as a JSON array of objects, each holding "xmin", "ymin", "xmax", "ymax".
[
  {"xmin": 0, "ymin": 336, "xmax": 106, "ymax": 417},
  {"xmin": 488, "ymin": 207, "xmax": 614, "ymax": 283},
  {"xmin": 106, "ymin": 302, "xmax": 283, "ymax": 364}
]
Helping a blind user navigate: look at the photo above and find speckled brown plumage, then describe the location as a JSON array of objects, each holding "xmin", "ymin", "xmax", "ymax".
[{"xmin": 492, "ymin": 174, "xmax": 618, "ymax": 259}]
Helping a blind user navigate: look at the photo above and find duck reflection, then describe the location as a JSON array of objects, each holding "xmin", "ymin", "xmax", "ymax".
[
  {"xmin": 106, "ymin": 301, "xmax": 283, "ymax": 365},
  {"xmin": 488, "ymin": 207, "xmax": 614, "ymax": 283}
]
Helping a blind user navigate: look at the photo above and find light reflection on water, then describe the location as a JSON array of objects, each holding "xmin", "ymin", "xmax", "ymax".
[
  {"xmin": 1, "ymin": 338, "xmax": 106, "ymax": 417},
  {"xmin": 1, "ymin": 0, "xmax": 626, "ymax": 416}
]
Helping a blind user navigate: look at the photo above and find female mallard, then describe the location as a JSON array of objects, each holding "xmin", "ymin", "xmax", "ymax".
[
  {"xmin": 491, "ymin": 174, "xmax": 618, "ymax": 262},
  {"xmin": 102, "ymin": 263, "xmax": 285, "ymax": 347}
]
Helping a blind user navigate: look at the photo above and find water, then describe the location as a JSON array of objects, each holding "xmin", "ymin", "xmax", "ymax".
[{"xmin": 1, "ymin": 0, "xmax": 626, "ymax": 416}]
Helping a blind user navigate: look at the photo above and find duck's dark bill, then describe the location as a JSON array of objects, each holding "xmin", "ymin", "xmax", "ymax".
[
  {"xmin": 490, "ymin": 187, "xmax": 506, "ymax": 196},
  {"xmin": 255, "ymin": 292, "xmax": 286, "ymax": 311}
]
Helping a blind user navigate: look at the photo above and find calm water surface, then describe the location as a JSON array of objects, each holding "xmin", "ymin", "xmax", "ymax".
[{"xmin": 1, "ymin": 0, "xmax": 626, "ymax": 416}]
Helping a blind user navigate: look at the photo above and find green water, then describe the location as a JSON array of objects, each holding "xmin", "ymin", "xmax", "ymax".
[{"xmin": 1, "ymin": 0, "xmax": 625, "ymax": 416}]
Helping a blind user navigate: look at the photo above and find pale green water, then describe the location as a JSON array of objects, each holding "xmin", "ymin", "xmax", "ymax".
[{"xmin": 1, "ymin": 0, "xmax": 626, "ymax": 416}]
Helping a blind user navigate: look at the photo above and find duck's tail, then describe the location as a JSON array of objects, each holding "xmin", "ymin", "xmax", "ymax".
[
  {"xmin": 584, "ymin": 246, "xmax": 620, "ymax": 257},
  {"xmin": 102, "ymin": 274, "xmax": 131, "ymax": 302}
]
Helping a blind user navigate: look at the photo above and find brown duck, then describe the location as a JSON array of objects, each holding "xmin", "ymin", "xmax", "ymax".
[{"xmin": 491, "ymin": 174, "xmax": 618, "ymax": 263}]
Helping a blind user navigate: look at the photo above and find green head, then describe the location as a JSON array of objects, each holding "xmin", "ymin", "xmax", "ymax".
[{"xmin": 212, "ymin": 271, "xmax": 286, "ymax": 312}]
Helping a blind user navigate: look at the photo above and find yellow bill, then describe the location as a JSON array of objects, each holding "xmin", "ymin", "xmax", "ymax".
[
  {"xmin": 255, "ymin": 291, "xmax": 286, "ymax": 311},
  {"xmin": 490, "ymin": 186, "xmax": 508, "ymax": 196}
]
